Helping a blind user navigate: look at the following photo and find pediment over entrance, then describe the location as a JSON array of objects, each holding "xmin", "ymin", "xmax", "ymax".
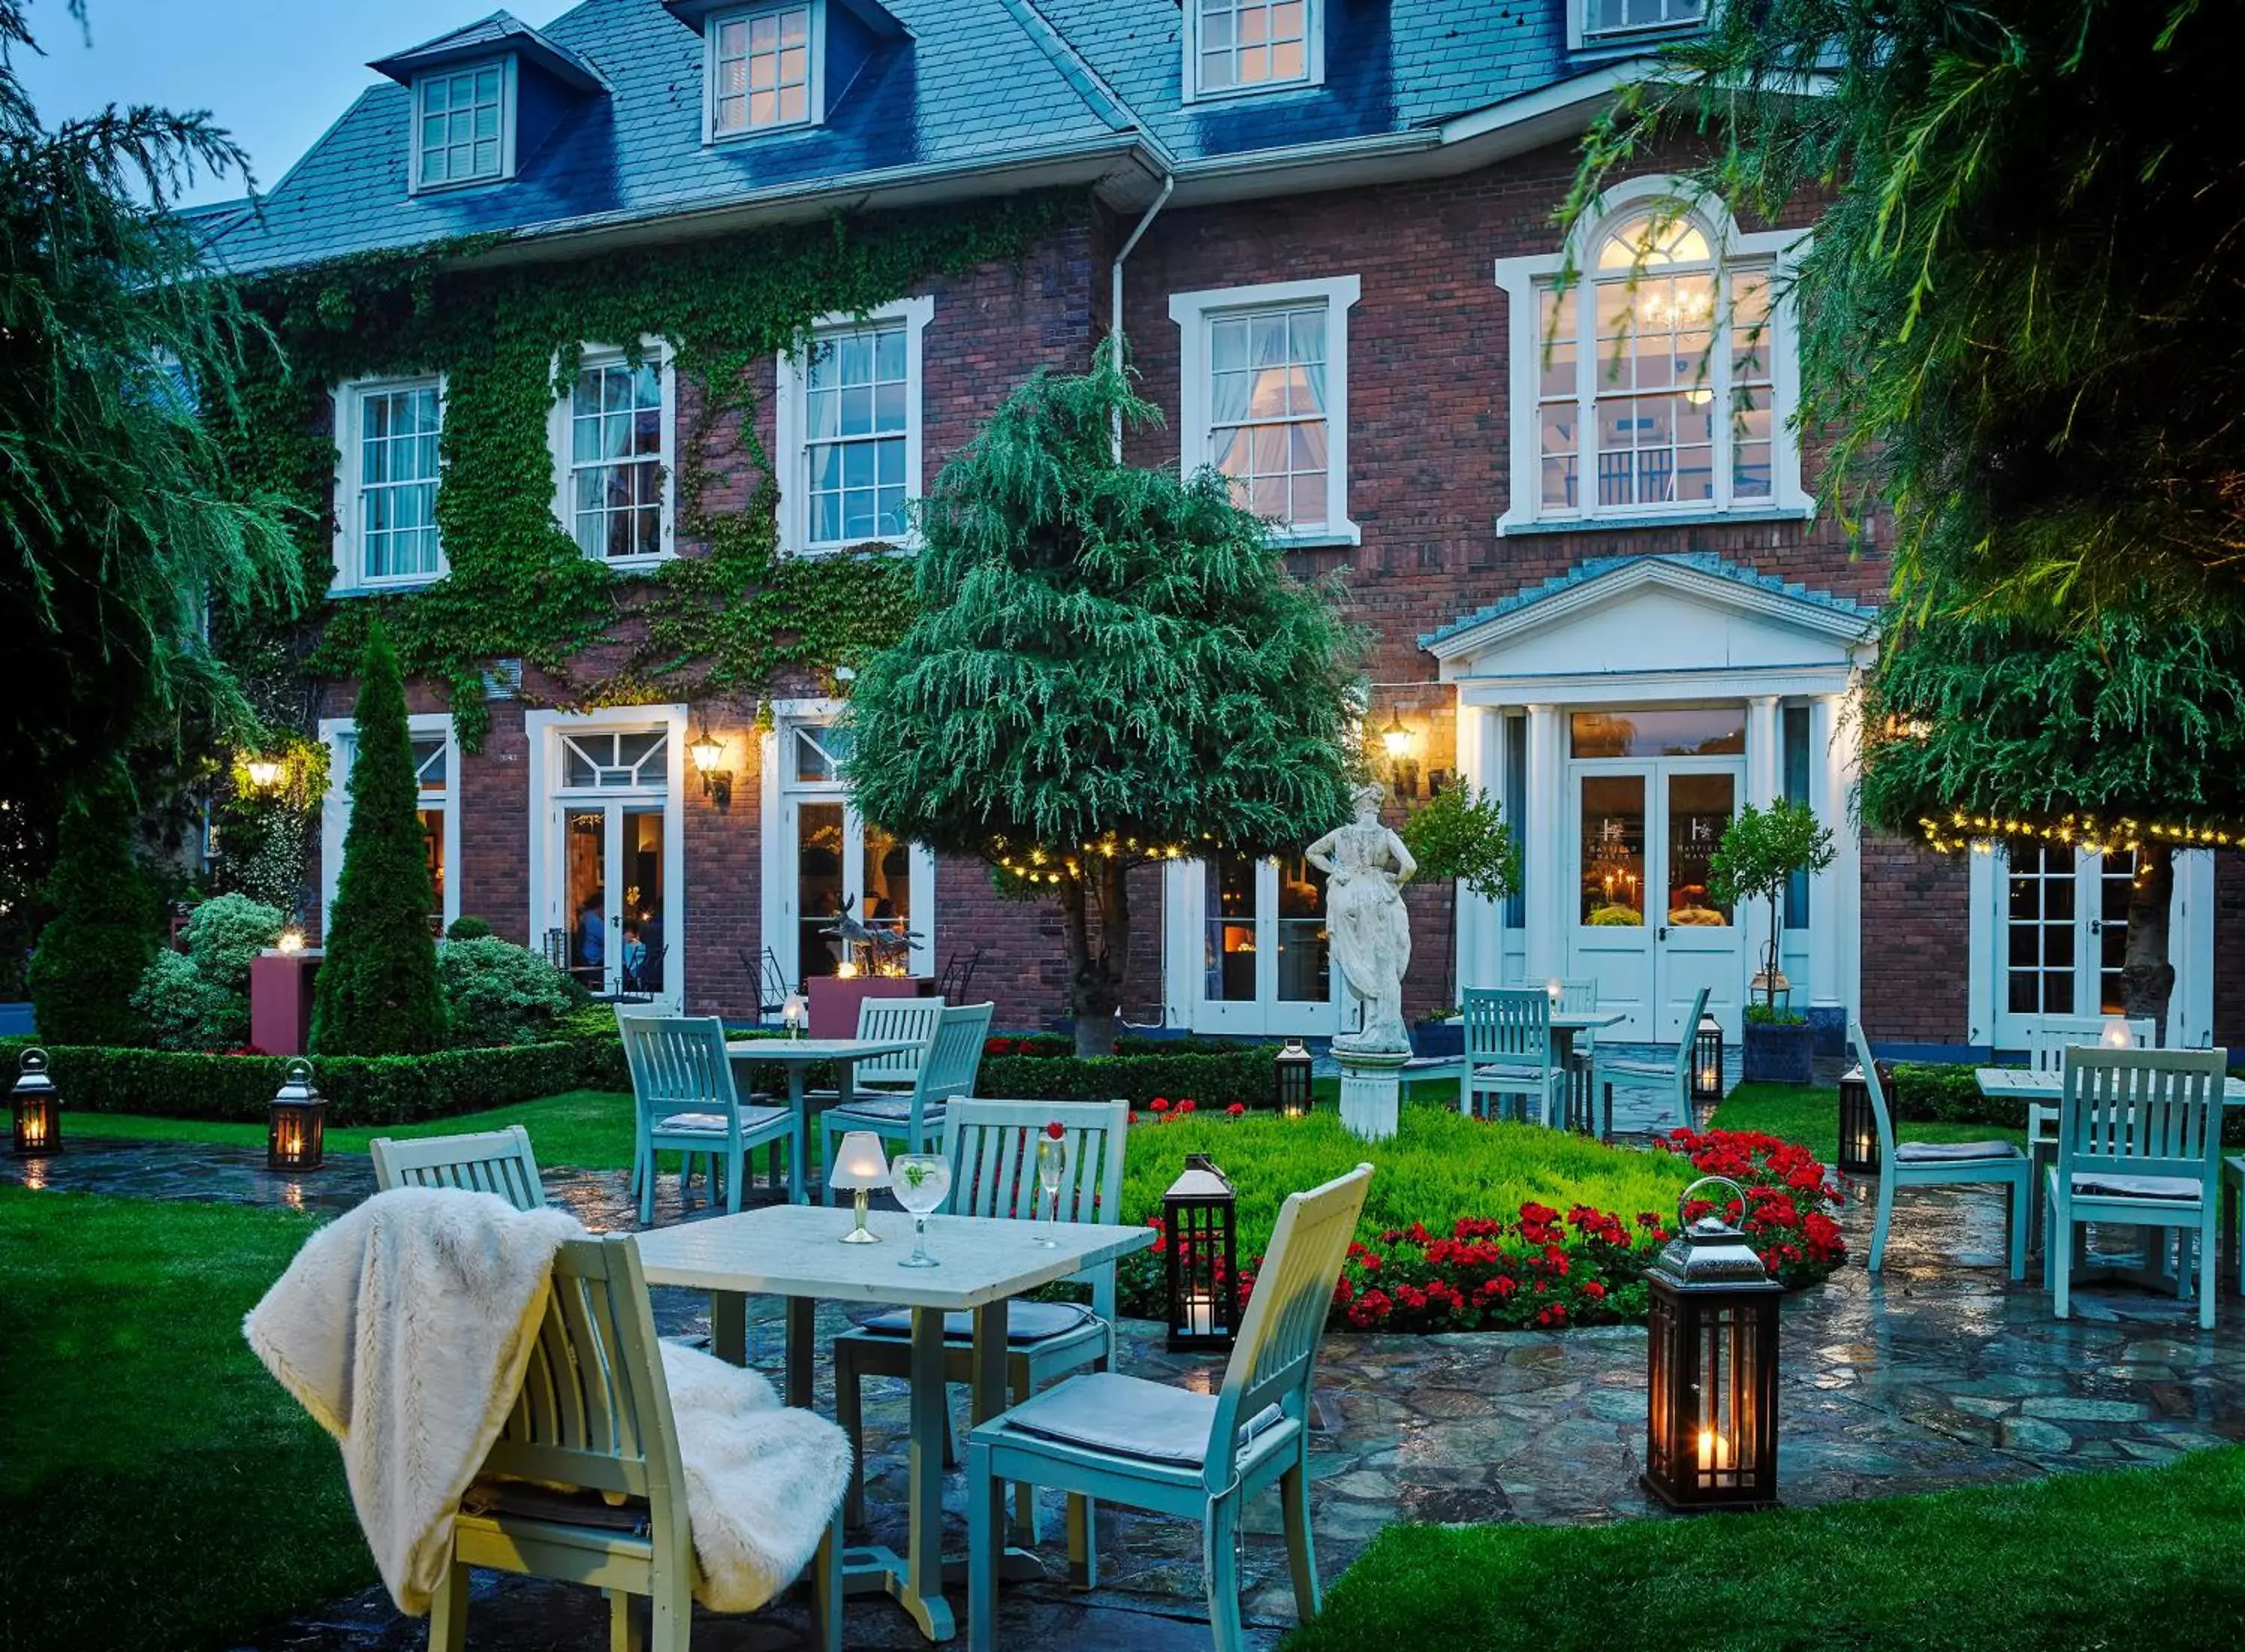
[{"xmin": 1421, "ymin": 554, "xmax": 1879, "ymax": 684}]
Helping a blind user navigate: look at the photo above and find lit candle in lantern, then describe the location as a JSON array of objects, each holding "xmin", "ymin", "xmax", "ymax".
[
  {"xmin": 2100, "ymin": 1018, "xmax": 2132, "ymax": 1049},
  {"xmin": 1696, "ymin": 1428, "xmax": 1732, "ymax": 1473},
  {"xmin": 836, "ymin": 958, "xmax": 861, "ymax": 980},
  {"xmin": 1182, "ymin": 1290, "xmax": 1216, "ymax": 1339},
  {"xmin": 781, "ymin": 992, "xmax": 807, "ymax": 1038}
]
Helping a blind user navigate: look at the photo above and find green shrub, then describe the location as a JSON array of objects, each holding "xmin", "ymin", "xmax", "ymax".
[
  {"xmin": 182, "ymin": 893, "xmax": 285, "ymax": 993},
  {"xmin": 979, "ymin": 1045, "xmax": 1277, "ymax": 1109},
  {"xmin": 446, "ymin": 917, "xmax": 492, "ymax": 940},
  {"xmin": 26, "ymin": 777, "xmax": 161, "ymax": 1046},
  {"xmin": 441, "ymin": 936, "xmax": 585, "ymax": 1047},
  {"xmin": 313, "ymin": 623, "xmax": 445, "ymax": 1056},
  {"xmin": 130, "ymin": 951, "xmax": 246, "ymax": 1053}
]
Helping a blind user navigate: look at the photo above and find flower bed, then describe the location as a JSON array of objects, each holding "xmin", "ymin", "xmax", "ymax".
[{"xmin": 1658, "ymin": 1126, "xmax": 1847, "ymax": 1288}]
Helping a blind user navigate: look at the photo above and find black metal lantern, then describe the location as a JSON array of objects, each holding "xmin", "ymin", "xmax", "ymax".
[
  {"xmin": 1274, "ymin": 1038, "xmax": 1315, "ymax": 1118},
  {"xmin": 12, "ymin": 1047, "xmax": 61, "ymax": 1155},
  {"xmin": 1836, "ymin": 1062, "xmax": 1884, "ymax": 1176},
  {"xmin": 1643, "ymin": 1176, "xmax": 1782, "ymax": 1512},
  {"xmin": 267, "ymin": 1059, "xmax": 328, "ymax": 1172},
  {"xmin": 1690, "ymin": 1011, "xmax": 1725, "ymax": 1114},
  {"xmin": 1162, "ymin": 1153, "xmax": 1239, "ymax": 1353}
]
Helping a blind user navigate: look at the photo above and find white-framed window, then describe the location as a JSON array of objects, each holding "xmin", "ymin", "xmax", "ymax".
[
  {"xmin": 549, "ymin": 341, "xmax": 675, "ymax": 567},
  {"xmin": 774, "ymin": 296, "xmax": 932, "ymax": 554},
  {"xmin": 760, "ymin": 700, "xmax": 935, "ymax": 988},
  {"xmin": 410, "ymin": 58, "xmax": 516, "ymax": 192},
  {"xmin": 1494, "ymin": 177, "xmax": 1809, "ymax": 533},
  {"xmin": 332, "ymin": 376, "xmax": 447, "ymax": 593},
  {"xmin": 704, "ymin": 1, "xmax": 823, "ymax": 141},
  {"xmin": 1185, "ymin": 0, "xmax": 1322, "ymax": 101},
  {"xmin": 319, "ymin": 714, "xmax": 459, "ymax": 935},
  {"xmin": 1574, "ymin": 0, "xmax": 1708, "ymax": 47},
  {"xmin": 1170, "ymin": 275, "xmax": 1360, "ymax": 547}
]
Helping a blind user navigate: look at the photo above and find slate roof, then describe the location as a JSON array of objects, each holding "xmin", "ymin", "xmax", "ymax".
[
  {"xmin": 196, "ymin": 0, "xmax": 1629, "ymax": 275},
  {"xmin": 370, "ymin": 10, "xmax": 611, "ymax": 94},
  {"xmin": 1417, "ymin": 553, "xmax": 1882, "ymax": 652}
]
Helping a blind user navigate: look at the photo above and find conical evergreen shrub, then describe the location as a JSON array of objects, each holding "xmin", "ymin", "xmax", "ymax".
[
  {"xmin": 311, "ymin": 622, "xmax": 445, "ymax": 1054},
  {"xmin": 26, "ymin": 772, "xmax": 160, "ymax": 1045}
]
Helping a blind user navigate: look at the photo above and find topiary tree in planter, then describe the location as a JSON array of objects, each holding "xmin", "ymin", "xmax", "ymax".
[
  {"xmin": 311, "ymin": 622, "xmax": 445, "ymax": 1055},
  {"xmin": 1398, "ymin": 784, "xmax": 1519, "ymax": 1018},
  {"xmin": 1708, "ymin": 800, "xmax": 1835, "ymax": 1083},
  {"xmin": 26, "ymin": 774, "xmax": 161, "ymax": 1045}
]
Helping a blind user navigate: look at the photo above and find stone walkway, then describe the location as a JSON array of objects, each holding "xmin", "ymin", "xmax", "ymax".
[{"xmin": 12, "ymin": 1126, "xmax": 2244, "ymax": 1651}]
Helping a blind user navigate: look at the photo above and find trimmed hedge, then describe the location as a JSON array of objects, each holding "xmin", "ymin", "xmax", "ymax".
[
  {"xmin": 1891, "ymin": 1060, "xmax": 2245, "ymax": 1145},
  {"xmin": 0, "ymin": 1035, "xmax": 627, "ymax": 1128},
  {"xmin": 979, "ymin": 1045, "xmax": 1278, "ymax": 1108}
]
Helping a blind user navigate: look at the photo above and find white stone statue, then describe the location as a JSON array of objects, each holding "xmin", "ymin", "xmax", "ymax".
[{"xmin": 1307, "ymin": 782, "xmax": 1417, "ymax": 1056}]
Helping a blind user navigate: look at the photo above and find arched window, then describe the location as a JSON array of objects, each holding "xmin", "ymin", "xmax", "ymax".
[{"xmin": 1496, "ymin": 186, "xmax": 1801, "ymax": 530}]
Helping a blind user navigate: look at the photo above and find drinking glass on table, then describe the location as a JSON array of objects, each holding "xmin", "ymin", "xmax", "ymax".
[
  {"xmin": 891, "ymin": 1154, "xmax": 951, "ymax": 1267},
  {"xmin": 1032, "ymin": 1126, "xmax": 1068, "ymax": 1248}
]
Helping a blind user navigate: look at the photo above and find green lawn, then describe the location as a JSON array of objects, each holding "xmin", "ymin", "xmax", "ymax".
[
  {"xmin": 0, "ymin": 1187, "xmax": 370, "ymax": 1652},
  {"xmin": 64, "ymin": 1088, "xmax": 638, "ymax": 1170},
  {"xmin": 1286, "ymin": 1443, "xmax": 2245, "ymax": 1651},
  {"xmin": 1712, "ymin": 1080, "xmax": 2026, "ymax": 1164}
]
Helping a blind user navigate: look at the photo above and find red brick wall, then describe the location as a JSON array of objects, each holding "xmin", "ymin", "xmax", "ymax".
[
  {"xmin": 2217, "ymin": 852, "xmax": 2245, "ymax": 1053},
  {"xmin": 1857, "ymin": 834, "xmax": 1973, "ymax": 1046}
]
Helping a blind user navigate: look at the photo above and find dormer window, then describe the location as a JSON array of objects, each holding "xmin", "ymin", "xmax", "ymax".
[
  {"xmin": 1188, "ymin": 0, "xmax": 1321, "ymax": 100},
  {"xmin": 412, "ymin": 58, "xmax": 515, "ymax": 189},
  {"xmin": 706, "ymin": 2, "xmax": 822, "ymax": 138},
  {"xmin": 1580, "ymin": 0, "xmax": 1708, "ymax": 43}
]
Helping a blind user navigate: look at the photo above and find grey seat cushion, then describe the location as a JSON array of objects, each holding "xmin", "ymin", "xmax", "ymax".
[
  {"xmin": 2071, "ymin": 1172, "xmax": 2202, "ymax": 1202},
  {"xmin": 1471, "ymin": 1062, "xmax": 1558, "ymax": 1083},
  {"xmin": 656, "ymin": 1105, "xmax": 788, "ymax": 1136},
  {"xmin": 1597, "ymin": 1059, "xmax": 1674, "ymax": 1079},
  {"xmin": 858, "ymin": 1301, "xmax": 1102, "ymax": 1344},
  {"xmin": 1894, "ymin": 1140, "xmax": 2022, "ymax": 1163},
  {"xmin": 828, "ymin": 1097, "xmax": 944, "ymax": 1125},
  {"xmin": 1002, "ymin": 1370, "xmax": 1289, "ymax": 1467}
]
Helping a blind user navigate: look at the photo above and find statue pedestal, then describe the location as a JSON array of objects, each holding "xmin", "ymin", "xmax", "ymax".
[{"xmin": 1335, "ymin": 1047, "xmax": 1409, "ymax": 1142}]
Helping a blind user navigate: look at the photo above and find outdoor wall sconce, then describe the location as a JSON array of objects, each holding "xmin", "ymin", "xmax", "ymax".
[
  {"xmin": 243, "ymin": 754, "xmax": 282, "ymax": 790},
  {"xmin": 1163, "ymin": 1154, "xmax": 1239, "ymax": 1353},
  {"xmin": 12, "ymin": 1047, "xmax": 61, "ymax": 1155},
  {"xmin": 1380, "ymin": 709, "xmax": 1420, "ymax": 800},
  {"xmin": 688, "ymin": 724, "xmax": 733, "ymax": 811},
  {"xmin": 1643, "ymin": 1176, "xmax": 1782, "ymax": 1511},
  {"xmin": 267, "ymin": 1059, "xmax": 327, "ymax": 1172}
]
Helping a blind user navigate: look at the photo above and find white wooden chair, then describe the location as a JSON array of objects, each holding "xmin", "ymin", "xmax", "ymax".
[
  {"xmin": 965, "ymin": 1164, "xmax": 1373, "ymax": 1652},
  {"xmin": 1461, "ymin": 988, "xmax": 1565, "ymax": 1125},
  {"xmin": 833, "ymin": 1098, "xmax": 1130, "ymax": 1539},
  {"xmin": 620, "ymin": 1015, "xmax": 795, "ymax": 1226},
  {"xmin": 433, "ymin": 1234, "xmax": 843, "ymax": 1652},
  {"xmin": 2024, "ymin": 1014, "xmax": 2152, "ymax": 1071},
  {"xmin": 369, "ymin": 1126, "xmax": 544, "ymax": 1211},
  {"xmin": 1851, "ymin": 1022, "xmax": 2029, "ymax": 1278},
  {"xmin": 820, "ymin": 1003, "xmax": 993, "ymax": 1190},
  {"xmin": 1592, "ymin": 986, "xmax": 1709, "ymax": 1142},
  {"xmin": 2047, "ymin": 1046, "xmax": 2229, "ymax": 1328},
  {"xmin": 805, "ymin": 994, "xmax": 945, "ymax": 1102}
]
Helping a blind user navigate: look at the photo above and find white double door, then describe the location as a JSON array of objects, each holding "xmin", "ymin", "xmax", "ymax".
[
  {"xmin": 1569, "ymin": 759, "xmax": 1747, "ymax": 1040},
  {"xmin": 1191, "ymin": 851, "xmax": 1343, "ymax": 1037}
]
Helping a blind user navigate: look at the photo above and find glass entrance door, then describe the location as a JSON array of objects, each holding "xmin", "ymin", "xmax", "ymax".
[
  {"xmin": 542, "ymin": 721, "xmax": 679, "ymax": 1012},
  {"xmin": 1994, "ymin": 840, "xmax": 2134, "ymax": 1046},
  {"xmin": 776, "ymin": 723, "xmax": 929, "ymax": 984},
  {"xmin": 563, "ymin": 803, "xmax": 670, "ymax": 1000},
  {"xmin": 1195, "ymin": 851, "xmax": 1338, "ymax": 1035}
]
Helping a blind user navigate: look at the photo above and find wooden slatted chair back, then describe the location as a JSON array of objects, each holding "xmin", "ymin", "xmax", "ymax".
[
  {"xmin": 920, "ymin": 1002, "xmax": 995, "ymax": 1101},
  {"xmin": 2057, "ymin": 1047, "xmax": 2228, "ymax": 1190},
  {"xmin": 2025, "ymin": 1015, "xmax": 2153, "ymax": 1071},
  {"xmin": 370, "ymin": 1126, "xmax": 546, "ymax": 1211},
  {"xmin": 852, "ymin": 997, "xmax": 946, "ymax": 1088},
  {"xmin": 1555, "ymin": 978, "xmax": 1599, "ymax": 1015},
  {"xmin": 945, "ymin": 1098, "xmax": 1130, "ymax": 1320},
  {"xmin": 618, "ymin": 1015, "xmax": 744, "ymax": 1149},
  {"xmin": 486, "ymin": 1235, "xmax": 689, "ymax": 1530},
  {"xmin": 1203, "ymin": 1163, "xmax": 1373, "ymax": 1495},
  {"xmin": 1464, "ymin": 988, "xmax": 1551, "ymax": 1069},
  {"xmin": 1848, "ymin": 1021, "xmax": 1899, "ymax": 1162}
]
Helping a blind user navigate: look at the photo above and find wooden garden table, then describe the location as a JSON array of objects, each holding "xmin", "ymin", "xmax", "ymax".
[
  {"xmin": 635, "ymin": 1205, "xmax": 1153, "ymax": 1643},
  {"xmin": 724, "ymin": 1035, "xmax": 921, "ymax": 1203}
]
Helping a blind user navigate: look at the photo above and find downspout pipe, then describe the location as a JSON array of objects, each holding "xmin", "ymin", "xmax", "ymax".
[{"xmin": 1109, "ymin": 173, "xmax": 1174, "ymax": 459}]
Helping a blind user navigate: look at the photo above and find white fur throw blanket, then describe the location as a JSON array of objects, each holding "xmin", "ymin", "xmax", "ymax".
[{"xmin": 245, "ymin": 1189, "xmax": 852, "ymax": 1618}]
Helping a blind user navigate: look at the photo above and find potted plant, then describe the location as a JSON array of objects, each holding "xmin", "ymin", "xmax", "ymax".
[
  {"xmin": 1398, "ymin": 784, "xmax": 1520, "ymax": 1056},
  {"xmin": 1708, "ymin": 800, "xmax": 1836, "ymax": 1084}
]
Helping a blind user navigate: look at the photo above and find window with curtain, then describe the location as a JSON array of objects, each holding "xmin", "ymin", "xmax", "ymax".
[
  {"xmin": 803, "ymin": 322, "xmax": 910, "ymax": 545},
  {"xmin": 711, "ymin": 4, "xmax": 814, "ymax": 135},
  {"xmin": 356, "ymin": 382, "xmax": 443, "ymax": 583},
  {"xmin": 1207, "ymin": 303, "xmax": 1331, "ymax": 529},
  {"xmin": 565, "ymin": 352, "xmax": 667, "ymax": 562},
  {"xmin": 1195, "ymin": 0, "xmax": 1314, "ymax": 95}
]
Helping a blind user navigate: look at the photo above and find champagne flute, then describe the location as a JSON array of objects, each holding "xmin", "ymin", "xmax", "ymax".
[
  {"xmin": 1031, "ymin": 1131, "xmax": 1067, "ymax": 1248},
  {"xmin": 891, "ymin": 1154, "xmax": 951, "ymax": 1268}
]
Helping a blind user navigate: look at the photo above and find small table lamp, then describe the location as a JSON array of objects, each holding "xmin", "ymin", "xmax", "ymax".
[{"xmin": 828, "ymin": 1131, "xmax": 891, "ymax": 1243}]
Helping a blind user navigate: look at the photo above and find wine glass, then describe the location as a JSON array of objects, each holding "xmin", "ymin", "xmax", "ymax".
[
  {"xmin": 1031, "ymin": 1134, "xmax": 1068, "ymax": 1248},
  {"xmin": 891, "ymin": 1154, "xmax": 952, "ymax": 1268}
]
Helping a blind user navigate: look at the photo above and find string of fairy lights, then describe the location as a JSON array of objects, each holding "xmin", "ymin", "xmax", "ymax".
[
  {"xmin": 1916, "ymin": 811, "xmax": 2242, "ymax": 859},
  {"xmin": 989, "ymin": 834, "xmax": 1194, "ymax": 886}
]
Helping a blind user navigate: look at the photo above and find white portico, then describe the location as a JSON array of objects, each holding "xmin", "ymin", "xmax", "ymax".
[{"xmin": 1424, "ymin": 554, "xmax": 1879, "ymax": 1040}]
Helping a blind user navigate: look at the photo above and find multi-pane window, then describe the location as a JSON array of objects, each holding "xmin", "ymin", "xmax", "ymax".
[
  {"xmin": 415, "ymin": 64, "xmax": 507, "ymax": 188},
  {"xmin": 1196, "ymin": 0, "xmax": 1312, "ymax": 94},
  {"xmin": 561, "ymin": 729, "xmax": 670, "ymax": 789},
  {"xmin": 356, "ymin": 382, "xmax": 443, "ymax": 582},
  {"xmin": 1583, "ymin": 0, "xmax": 1706, "ymax": 36},
  {"xmin": 567, "ymin": 355, "xmax": 666, "ymax": 561},
  {"xmin": 1208, "ymin": 305, "xmax": 1331, "ymax": 528},
  {"xmin": 1533, "ymin": 210, "xmax": 1777, "ymax": 518},
  {"xmin": 804, "ymin": 323, "xmax": 909, "ymax": 545},
  {"xmin": 712, "ymin": 4, "xmax": 813, "ymax": 135}
]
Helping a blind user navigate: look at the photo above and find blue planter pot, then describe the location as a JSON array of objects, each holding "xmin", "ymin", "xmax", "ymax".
[
  {"xmin": 1412, "ymin": 1024, "xmax": 1464, "ymax": 1059},
  {"xmin": 1741, "ymin": 1020, "xmax": 1815, "ymax": 1085}
]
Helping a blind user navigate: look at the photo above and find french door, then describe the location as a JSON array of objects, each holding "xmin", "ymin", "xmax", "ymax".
[
  {"xmin": 533, "ymin": 715, "xmax": 684, "ymax": 1012},
  {"xmin": 772, "ymin": 721, "xmax": 932, "ymax": 985},
  {"xmin": 1194, "ymin": 851, "xmax": 1340, "ymax": 1035},
  {"xmin": 1993, "ymin": 840, "xmax": 2133, "ymax": 1046},
  {"xmin": 1569, "ymin": 762, "xmax": 1745, "ymax": 1039}
]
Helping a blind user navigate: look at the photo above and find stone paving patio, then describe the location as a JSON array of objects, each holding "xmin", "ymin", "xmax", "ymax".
[{"xmin": 11, "ymin": 1097, "xmax": 2244, "ymax": 1651}]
